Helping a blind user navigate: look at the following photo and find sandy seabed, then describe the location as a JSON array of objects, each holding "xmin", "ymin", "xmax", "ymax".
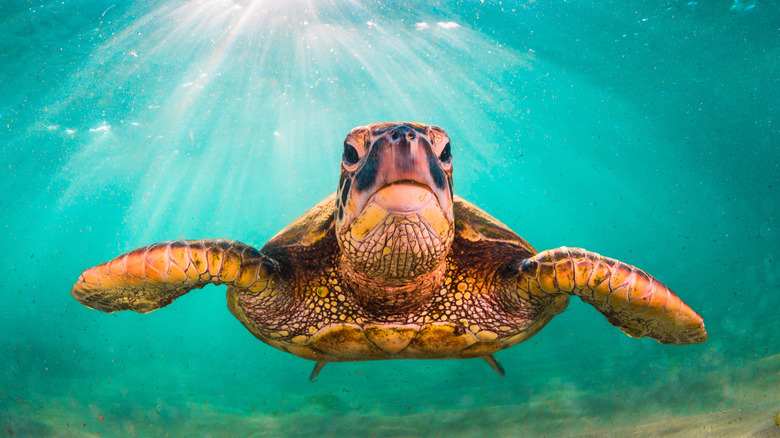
[{"xmin": 3, "ymin": 354, "xmax": 778, "ymax": 437}]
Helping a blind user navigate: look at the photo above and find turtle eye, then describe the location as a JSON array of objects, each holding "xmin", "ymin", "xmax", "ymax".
[
  {"xmin": 343, "ymin": 142, "xmax": 360, "ymax": 165},
  {"xmin": 438, "ymin": 142, "xmax": 452, "ymax": 162}
]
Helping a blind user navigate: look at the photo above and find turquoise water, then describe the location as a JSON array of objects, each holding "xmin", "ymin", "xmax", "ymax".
[{"xmin": 2, "ymin": 0, "xmax": 778, "ymax": 436}]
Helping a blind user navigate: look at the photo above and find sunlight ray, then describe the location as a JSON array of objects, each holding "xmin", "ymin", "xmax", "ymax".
[{"xmin": 51, "ymin": 0, "xmax": 539, "ymax": 241}]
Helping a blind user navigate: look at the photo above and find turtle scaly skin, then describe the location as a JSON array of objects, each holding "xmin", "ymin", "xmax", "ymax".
[{"xmin": 72, "ymin": 122, "xmax": 706, "ymax": 379}]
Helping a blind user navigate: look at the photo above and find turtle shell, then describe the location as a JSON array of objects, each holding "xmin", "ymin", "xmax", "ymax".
[
  {"xmin": 222, "ymin": 193, "xmax": 560, "ymax": 368},
  {"xmin": 452, "ymin": 194, "xmax": 537, "ymax": 254}
]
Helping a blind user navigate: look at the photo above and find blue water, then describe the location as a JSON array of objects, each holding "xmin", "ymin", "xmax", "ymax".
[{"xmin": 2, "ymin": 0, "xmax": 778, "ymax": 436}]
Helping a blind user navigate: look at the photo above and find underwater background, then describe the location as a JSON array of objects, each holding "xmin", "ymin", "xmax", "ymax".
[{"xmin": 1, "ymin": 0, "xmax": 778, "ymax": 436}]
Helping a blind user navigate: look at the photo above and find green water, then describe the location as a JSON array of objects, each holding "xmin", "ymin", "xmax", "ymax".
[{"xmin": 2, "ymin": 0, "xmax": 778, "ymax": 436}]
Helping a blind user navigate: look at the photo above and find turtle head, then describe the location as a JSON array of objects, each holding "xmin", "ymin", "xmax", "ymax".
[{"xmin": 335, "ymin": 122, "xmax": 454, "ymax": 286}]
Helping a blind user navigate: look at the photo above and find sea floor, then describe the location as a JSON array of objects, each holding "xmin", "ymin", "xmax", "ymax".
[{"xmin": 3, "ymin": 354, "xmax": 778, "ymax": 437}]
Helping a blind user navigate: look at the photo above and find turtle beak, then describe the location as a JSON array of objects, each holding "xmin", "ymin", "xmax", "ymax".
[
  {"xmin": 347, "ymin": 124, "xmax": 454, "ymax": 229},
  {"xmin": 336, "ymin": 122, "xmax": 455, "ymax": 280}
]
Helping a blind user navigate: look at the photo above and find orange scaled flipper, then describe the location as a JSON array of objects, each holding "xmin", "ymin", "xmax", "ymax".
[
  {"xmin": 71, "ymin": 239, "xmax": 274, "ymax": 313},
  {"xmin": 519, "ymin": 247, "xmax": 706, "ymax": 345}
]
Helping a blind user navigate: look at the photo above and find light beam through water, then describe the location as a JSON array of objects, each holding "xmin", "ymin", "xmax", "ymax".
[{"xmin": 48, "ymin": 0, "xmax": 540, "ymax": 243}]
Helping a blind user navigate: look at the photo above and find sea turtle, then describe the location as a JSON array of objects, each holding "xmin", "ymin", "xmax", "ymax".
[{"xmin": 72, "ymin": 122, "xmax": 707, "ymax": 379}]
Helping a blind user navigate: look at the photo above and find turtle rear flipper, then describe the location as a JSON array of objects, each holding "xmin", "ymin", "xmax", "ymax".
[
  {"xmin": 72, "ymin": 239, "xmax": 276, "ymax": 313},
  {"xmin": 519, "ymin": 247, "xmax": 707, "ymax": 345}
]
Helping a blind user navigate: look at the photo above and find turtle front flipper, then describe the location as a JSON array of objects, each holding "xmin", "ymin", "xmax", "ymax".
[
  {"xmin": 72, "ymin": 239, "xmax": 276, "ymax": 313},
  {"xmin": 518, "ymin": 247, "xmax": 706, "ymax": 345}
]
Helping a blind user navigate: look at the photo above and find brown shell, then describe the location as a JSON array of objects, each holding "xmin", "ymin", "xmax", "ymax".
[
  {"xmin": 452, "ymin": 195, "xmax": 537, "ymax": 254},
  {"xmin": 263, "ymin": 193, "xmax": 337, "ymax": 249},
  {"xmin": 220, "ymin": 193, "xmax": 558, "ymax": 363},
  {"xmin": 263, "ymin": 192, "xmax": 536, "ymax": 255}
]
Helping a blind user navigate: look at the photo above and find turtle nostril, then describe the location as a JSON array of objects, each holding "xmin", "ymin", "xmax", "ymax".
[{"xmin": 389, "ymin": 127, "xmax": 416, "ymax": 142}]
